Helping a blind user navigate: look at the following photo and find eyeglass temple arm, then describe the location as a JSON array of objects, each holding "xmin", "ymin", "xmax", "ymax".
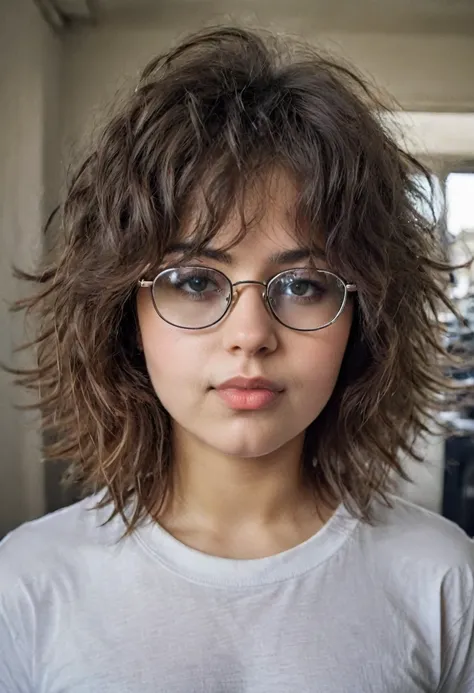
[{"xmin": 346, "ymin": 283, "xmax": 357, "ymax": 292}]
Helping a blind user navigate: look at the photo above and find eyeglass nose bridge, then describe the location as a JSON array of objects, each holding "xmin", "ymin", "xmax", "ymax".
[{"xmin": 230, "ymin": 279, "xmax": 270, "ymax": 308}]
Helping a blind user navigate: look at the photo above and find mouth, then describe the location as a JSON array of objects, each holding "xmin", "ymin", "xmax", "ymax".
[{"xmin": 213, "ymin": 376, "xmax": 284, "ymax": 411}]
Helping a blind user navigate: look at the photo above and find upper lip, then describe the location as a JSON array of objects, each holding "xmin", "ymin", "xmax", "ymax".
[{"xmin": 215, "ymin": 376, "xmax": 283, "ymax": 392}]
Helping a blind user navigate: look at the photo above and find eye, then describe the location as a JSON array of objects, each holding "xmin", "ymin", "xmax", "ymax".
[
  {"xmin": 286, "ymin": 280, "xmax": 315, "ymax": 297},
  {"xmin": 280, "ymin": 278, "xmax": 325, "ymax": 299},
  {"xmin": 268, "ymin": 270, "xmax": 335, "ymax": 308},
  {"xmin": 161, "ymin": 267, "xmax": 229, "ymax": 302},
  {"xmin": 170, "ymin": 269, "xmax": 219, "ymax": 293},
  {"xmin": 182, "ymin": 275, "xmax": 213, "ymax": 293}
]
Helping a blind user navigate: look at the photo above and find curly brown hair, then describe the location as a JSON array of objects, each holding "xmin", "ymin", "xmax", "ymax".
[{"xmin": 11, "ymin": 26, "xmax": 460, "ymax": 533}]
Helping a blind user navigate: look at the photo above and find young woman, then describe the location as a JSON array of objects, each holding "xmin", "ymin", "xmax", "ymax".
[{"xmin": 1, "ymin": 26, "xmax": 472, "ymax": 693}]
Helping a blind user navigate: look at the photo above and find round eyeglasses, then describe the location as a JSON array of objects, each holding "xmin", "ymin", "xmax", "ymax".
[{"xmin": 138, "ymin": 266, "xmax": 357, "ymax": 332}]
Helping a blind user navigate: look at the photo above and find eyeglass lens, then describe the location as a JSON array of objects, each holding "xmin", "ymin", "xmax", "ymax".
[{"xmin": 152, "ymin": 267, "xmax": 346, "ymax": 330}]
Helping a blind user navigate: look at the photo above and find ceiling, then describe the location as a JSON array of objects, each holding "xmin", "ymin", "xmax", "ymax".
[{"xmin": 47, "ymin": 0, "xmax": 474, "ymax": 34}]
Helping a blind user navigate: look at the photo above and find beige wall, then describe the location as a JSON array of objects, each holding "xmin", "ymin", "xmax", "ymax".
[
  {"xmin": 0, "ymin": 0, "xmax": 61, "ymax": 537},
  {"xmin": 61, "ymin": 20, "xmax": 474, "ymax": 159}
]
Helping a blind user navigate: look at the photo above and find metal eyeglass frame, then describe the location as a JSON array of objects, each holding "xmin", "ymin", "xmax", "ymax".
[{"xmin": 138, "ymin": 266, "xmax": 357, "ymax": 332}]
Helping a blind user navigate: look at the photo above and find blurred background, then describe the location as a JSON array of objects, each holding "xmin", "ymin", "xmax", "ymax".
[{"xmin": 1, "ymin": 0, "xmax": 474, "ymax": 539}]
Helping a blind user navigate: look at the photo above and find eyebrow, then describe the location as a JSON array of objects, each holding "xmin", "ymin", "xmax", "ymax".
[{"xmin": 165, "ymin": 242, "xmax": 325, "ymax": 265}]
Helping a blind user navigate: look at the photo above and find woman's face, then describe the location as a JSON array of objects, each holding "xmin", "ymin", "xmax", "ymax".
[{"xmin": 137, "ymin": 173, "xmax": 354, "ymax": 460}]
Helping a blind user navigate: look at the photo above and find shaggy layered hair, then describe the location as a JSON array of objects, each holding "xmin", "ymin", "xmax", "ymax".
[{"xmin": 12, "ymin": 26, "xmax": 459, "ymax": 532}]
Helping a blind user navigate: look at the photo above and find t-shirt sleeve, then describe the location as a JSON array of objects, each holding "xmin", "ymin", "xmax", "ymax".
[
  {"xmin": 0, "ymin": 608, "xmax": 31, "ymax": 693},
  {"xmin": 438, "ymin": 561, "xmax": 474, "ymax": 692},
  {"xmin": 440, "ymin": 607, "xmax": 474, "ymax": 692},
  {"xmin": 0, "ymin": 530, "xmax": 34, "ymax": 693}
]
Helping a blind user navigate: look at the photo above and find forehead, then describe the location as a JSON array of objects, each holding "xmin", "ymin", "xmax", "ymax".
[{"xmin": 176, "ymin": 168, "xmax": 324, "ymax": 258}]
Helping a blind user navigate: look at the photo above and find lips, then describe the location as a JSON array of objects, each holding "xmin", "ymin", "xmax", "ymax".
[
  {"xmin": 213, "ymin": 376, "xmax": 283, "ymax": 411},
  {"xmin": 215, "ymin": 376, "xmax": 283, "ymax": 392}
]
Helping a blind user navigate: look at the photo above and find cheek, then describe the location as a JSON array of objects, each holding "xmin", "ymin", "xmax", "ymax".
[
  {"xmin": 143, "ymin": 330, "xmax": 194, "ymax": 386},
  {"xmin": 138, "ymin": 295, "xmax": 174, "ymax": 382},
  {"xmin": 291, "ymin": 315, "xmax": 352, "ymax": 393},
  {"xmin": 137, "ymin": 294, "xmax": 205, "ymax": 398}
]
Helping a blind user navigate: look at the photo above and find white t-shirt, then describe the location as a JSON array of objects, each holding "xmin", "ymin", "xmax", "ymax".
[{"xmin": 0, "ymin": 493, "xmax": 473, "ymax": 693}]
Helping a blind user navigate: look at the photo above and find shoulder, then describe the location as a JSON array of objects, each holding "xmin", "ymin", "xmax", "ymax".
[
  {"xmin": 356, "ymin": 495, "xmax": 474, "ymax": 623},
  {"xmin": 0, "ymin": 494, "xmax": 123, "ymax": 597},
  {"xmin": 367, "ymin": 494, "xmax": 474, "ymax": 570}
]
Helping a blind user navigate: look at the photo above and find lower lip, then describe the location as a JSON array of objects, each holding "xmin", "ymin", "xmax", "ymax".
[{"xmin": 215, "ymin": 388, "xmax": 280, "ymax": 410}]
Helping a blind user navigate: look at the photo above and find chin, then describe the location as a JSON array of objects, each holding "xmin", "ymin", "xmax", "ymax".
[
  {"xmin": 216, "ymin": 443, "xmax": 280, "ymax": 459},
  {"xmin": 171, "ymin": 407, "xmax": 311, "ymax": 460},
  {"xmin": 205, "ymin": 426, "xmax": 300, "ymax": 460}
]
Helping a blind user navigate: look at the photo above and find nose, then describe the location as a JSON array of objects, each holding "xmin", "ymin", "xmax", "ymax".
[{"xmin": 221, "ymin": 282, "xmax": 278, "ymax": 357}]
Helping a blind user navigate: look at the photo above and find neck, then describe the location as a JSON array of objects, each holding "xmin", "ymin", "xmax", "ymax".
[{"xmin": 155, "ymin": 426, "xmax": 334, "ymax": 558}]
